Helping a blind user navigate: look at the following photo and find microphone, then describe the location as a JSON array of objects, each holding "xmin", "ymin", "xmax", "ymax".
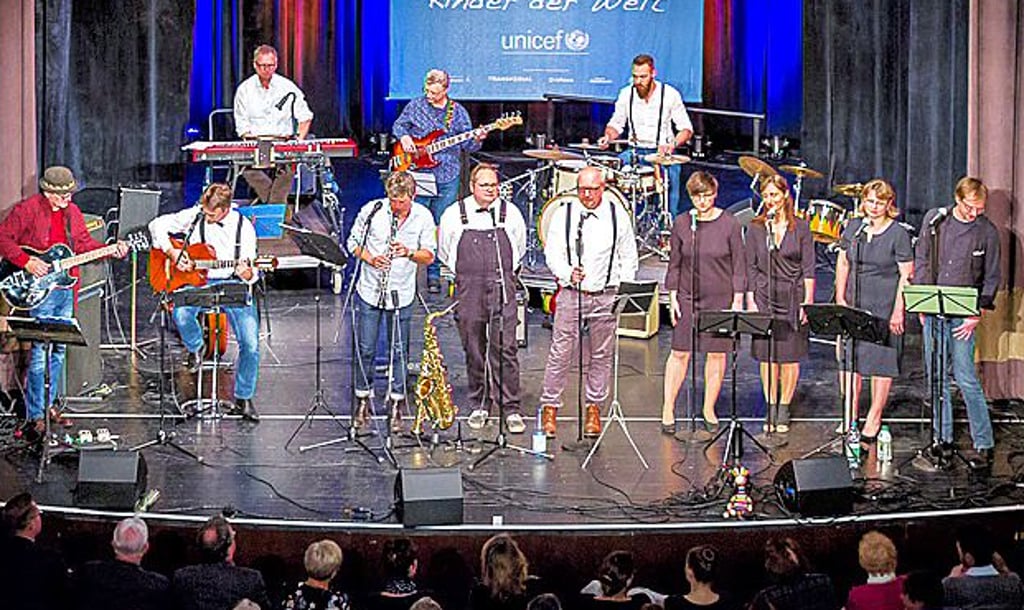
[
  {"xmin": 275, "ymin": 91, "xmax": 296, "ymax": 111},
  {"xmin": 689, "ymin": 208, "xmax": 698, "ymax": 233},
  {"xmin": 766, "ymin": 208, "xmax": 776, "ymax": 221},
  {"xmin": 368, "ymin": 199, "xmax": 385, "ymax": 220},
  {"xmin": 852, "ymin": 220, "xmax": 869, "ymax": 241},
  {"xmin": 928, "ymin": 207, "xmax": 949, "ymax": 228}
]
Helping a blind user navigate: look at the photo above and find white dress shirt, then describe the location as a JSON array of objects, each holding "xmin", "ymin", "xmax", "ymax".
[
  {"xmin": 233, "ymin": 73, "xmax": 314, "ymax": 138},
  {"xmin": 543, "ymin": 195, "xmax": 638, "ymax": 292},
  {"xmin": 148, "ymin": 206, "xmax": 258, "ymax": 283},
  {"xmin": 437, "ymin": 195, "xmax": 527, "ymax": 273},
  {"xmin": 606, "ymin": 81, "xmax": 693, "ymax": 148},
  {"xmin": 347, "ymin": 199, "xmax": 436, "ymax": 309}
]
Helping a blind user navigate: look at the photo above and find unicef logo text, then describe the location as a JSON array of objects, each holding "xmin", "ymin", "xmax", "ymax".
[{"xmin": 501, "ymin": 29, "xmax": 590, "ymax": 53}]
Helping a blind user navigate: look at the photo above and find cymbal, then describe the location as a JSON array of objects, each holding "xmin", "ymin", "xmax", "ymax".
[
  {"xmin": 833, "ymin": 182, "xmax": 865, "ymax": 197},
  {"xmin": 643, "ymin": 153, "xmax": 691, "ymax": 166},
  {"xmin": 738, "ymin": 156, "xmax": 778, "ymax": 178},
  {"xmin": 522, "ymin": 148, "xmax": 583, "ymax": 161},
  {"xmin": 568, "ymin": 142, "xmax": 605, "ymax": 151},
  {"xmin": 779, "ymin": 164, "xmax": 824, "ymax": 180}
]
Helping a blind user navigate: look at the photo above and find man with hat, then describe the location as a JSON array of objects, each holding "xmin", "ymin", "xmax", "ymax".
[{"xmin": 0, "ymin": 166, "xmax": 129, "ymax": 441}]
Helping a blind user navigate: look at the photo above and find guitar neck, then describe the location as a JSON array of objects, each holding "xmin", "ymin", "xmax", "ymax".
[
  {"xmin": 55, "ymin": 244, "xmax": 120, "ymax": 271},
  {"xmin": 425, "ymin": 122, "xmax": 498, "ymax": 154},
  {"xmin": 195, "ymin": 259, "xmax": 245, "ymax": 270}
]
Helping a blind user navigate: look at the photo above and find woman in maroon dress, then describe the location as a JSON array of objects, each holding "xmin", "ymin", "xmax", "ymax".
[{"xmin": 661, "ymin": 172, "xmax": 745, "ymax": 433}]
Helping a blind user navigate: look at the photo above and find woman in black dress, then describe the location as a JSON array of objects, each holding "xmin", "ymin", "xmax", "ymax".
[
  {"xmin": 834, "ymin": 179, "xmax": 913, "ymax": 440},
  {"xmin": 746, "ymin": 175, "xmax": 815, "ymax": 432},
  {"xmin": 468, "ymin": 534, "xmax": 544, "ymax": 610},
  {"xmin": 661, "ymin": 172, "xmax": 746, "ymax": 434}
]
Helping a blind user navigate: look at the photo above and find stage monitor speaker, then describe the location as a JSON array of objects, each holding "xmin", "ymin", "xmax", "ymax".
[
  {"xmin": 76, "ymin": 450, "xmax": 147, "ymax": 510},
  {"xmin": 773, "ymin": 456, "xmax": 853, "ymax": 517},
  {"xmin": 394, "ymin": 467, "xmax": 463, "ymax": 526}
]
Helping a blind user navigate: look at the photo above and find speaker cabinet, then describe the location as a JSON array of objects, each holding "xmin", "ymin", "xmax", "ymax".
[
  {"xmin": 773, "ymin": 457, "xmax": 853, "ymax": 516},
  {"xmin": 394, "ymin": 467, "xmax": 463, "ymax": 526},
  {"xmin": 76, "ymin": 450, "xmax": 147, "ymax": 510}
]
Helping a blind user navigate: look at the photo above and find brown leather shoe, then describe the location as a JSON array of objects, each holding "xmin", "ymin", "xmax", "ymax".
[
  {"xmin": 541, "ymin": 405, "xmax": 558, "ymax": 438},
  {"xmin": 353, "ymin": 397, "xmax": 370, "ymax": 429},
  {"xmin": 584, "ymin": 403, "xmax": 602, "ymax": 438},
  {"xmin": 389, "ymin": 399, "xmax": 404, "ymax": 434}
]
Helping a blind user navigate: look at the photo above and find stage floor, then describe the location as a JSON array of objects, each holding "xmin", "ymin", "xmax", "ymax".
[{"xmin": 3, "ymin": 279, "xmax": 1024, "ymax": 528}]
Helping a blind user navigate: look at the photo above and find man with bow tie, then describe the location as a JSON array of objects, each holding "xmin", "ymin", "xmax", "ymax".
[
  {"xmin": 538, "ymin": 167, "xmax": 638, "ymax": 438},
  {"xmin": 437, "ymin": 165, "xmax": 527, "ymax": 434},
  {"xmin": 148, "ymin": 182, "xmax": 261, "ymax": 422}
]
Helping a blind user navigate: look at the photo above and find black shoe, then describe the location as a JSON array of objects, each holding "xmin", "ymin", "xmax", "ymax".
[
  {"xmin": 968, "ymin": 448, "xmax": 994, "ymax": 470},
  {"xmin": 427, "ymin": 279, "xmax": 441, "ymax": 294},
  {"xmin": 928, "ymin": 441, "xmax": 954, "ymax": 460},
  {"xmin": 18, "ymin": 420, "xmax": 45, "ymax": 444},
  {"xmin": 232, "ymin": 398, "xmax": 259, "ymax": 422}
]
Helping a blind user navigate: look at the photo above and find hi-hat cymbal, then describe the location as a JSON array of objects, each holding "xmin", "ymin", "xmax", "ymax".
[
  {"xmin": 738, "ymin": 156, "xmax": 778, "ymax": 178},
  {"xmin": 644, "ymin": 153, "xmax": 691, "ymax": 166},
  {"xmin": 522, "ymin": 148, "xmax": 583, "ymax": 161},
  {"xmin": 833, "ymin": 182, "xmax": 865, "ymax": 197},
  {"xmin": 779, "ymin": 164, "xmax": 824, "ymax": 180},
  {"xmin": 568, "ymin": 142, "xmax": 605, "ymax": 151}
]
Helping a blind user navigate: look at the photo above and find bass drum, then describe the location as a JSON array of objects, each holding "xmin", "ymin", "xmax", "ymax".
[{"xmin": 536, "ymin": 188, "xmax": 632, "ymax": 247}]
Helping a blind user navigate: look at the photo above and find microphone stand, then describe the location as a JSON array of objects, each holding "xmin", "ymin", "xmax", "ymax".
[
  {"xmin": 563, "ymin": 212, "xmax": 593, "ymax": 452},
  {"xmin": 677, "ymin": 211, "xmax": 711, "ymax": 443}
]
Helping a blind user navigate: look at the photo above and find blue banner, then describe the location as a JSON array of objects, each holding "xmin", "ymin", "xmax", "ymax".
[{"xmin": 389, "ymin": 0, "xmax": 704, "ymax": 102}]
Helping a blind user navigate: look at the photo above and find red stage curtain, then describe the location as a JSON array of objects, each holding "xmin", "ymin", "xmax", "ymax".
[{"xmin": 0, "ymin": 0, "xmax": 37, "ymax": 212}]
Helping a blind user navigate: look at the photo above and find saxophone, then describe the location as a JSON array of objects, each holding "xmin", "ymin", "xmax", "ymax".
[{"xmin": 413, "ymin": 302, "xmax": 458, "ymax": 434}]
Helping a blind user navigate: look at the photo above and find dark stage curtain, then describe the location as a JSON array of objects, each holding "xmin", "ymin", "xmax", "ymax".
[{"xmin": 801, "ymin": 0, "xmax": 969, "ymax": 227}]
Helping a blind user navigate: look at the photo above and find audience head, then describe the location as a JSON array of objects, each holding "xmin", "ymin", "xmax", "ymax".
[
  {"xmin": 383, "ymin": 537, "xmax": 418, "ymax": 580},
  {"xmin": 304, "ymin": 539, "xmax": 343, "ymax": 582},
  {"xmin": 197, "ymin": 515, "xmax": 236, "ymax": 563},
  {"xmin": 2, "ymin": 492, "xmax": 42, "ymax": 540},
  {"xmin": 527, "ymin": 593, "xmax": 562, "ymax": 610},
  {"xmin": 598, "ymin": 550, "xmax": 636, "ymax": 597},
  {"xmin": 763, "ymin": 537, "xmax": 809, "ymax": 580},
  {"xmin": 481, "ymin": 533, "xmax": 529, "ymax": 601},
  {"xmin": 410, "ymin": 597, "xmax": 443, "ymax": 610},
  {"xmin": 901, "ymin": 570, "xmax": 944, "ymax": 610},
  {"xmin": 685, "ymin": 544, "xmax": 720, "ymax": 587},
  {"xmin": 233, "ymin": 600, "xmax": 261, "ymax": 610},
  {"xmin": 112, "ymin": 516, "xmax": 150, "ymax": 562},
  {"xmin": 956, "ymin": 526, "xmax": 995, "ymax": 568},
  {"xmin": 858, "ymin": 531, "xmax": 898, "ymax": 576}
]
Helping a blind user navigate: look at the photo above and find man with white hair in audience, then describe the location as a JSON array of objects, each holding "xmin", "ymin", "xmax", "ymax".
[{"xmin": 75, "ymin": 516, "xmax": 170, "ymax": 610}]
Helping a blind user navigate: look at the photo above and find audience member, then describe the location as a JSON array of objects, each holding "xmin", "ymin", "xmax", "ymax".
[
  {"xmin": 577, "ymin": 550, "xmax": 651, "ymax": 610},
  {"xmin": 943, "ymin": 527, "xmax": 1023, "ymax": 610},
  {"xmin": 846, "ymin": 531, "xmax": 905, "ymax": 610},
  {"xmin": 749, "ymin": 537, "xmax": 838, "ymax": 610},
  {"xmin": 172, "ymin": 514, "xmax": 272, "ymax": 610},
  {"xmin": 234, "ymin": 601, "xmax": 262, "ymax": 610},
  {"xmin": 0, "ymin": 492, "xmax": 68, "ymax": 610},
  {"xmin": 468, "ymin": 533, "xmax": 544, "ymax": 610},
  {"xmin": 74, "ymin": 516, "xmax": 170, "ymax": 610},
  {"xmin": 366, "ymin": 538, "xmax": 431, "ymax": 610},
  {"xmin": 664, "ymin": 545, "xmax": 738, "ymax": 610},
  {"xmin": 409, "ymin": 597, "xmax": 443, "ymax": 610},
  {"xmin": 527, "ymin": 593, "xmax": 563, "ymax": 610},
  {"xmin": 281, "ymin": 539, "xmax": 350, "ymax": 609},
  {"xmin": 900, "ymin": 570, "xmax": 948, "ymax": 610}
]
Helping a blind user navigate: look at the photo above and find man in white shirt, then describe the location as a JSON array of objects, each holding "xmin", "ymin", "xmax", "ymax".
[
  {"xmin": 148, "ymin": 183, "xmax": 261, "ymax": 421},
  {"xmin": 437, "ymin": 165, "xmax": 527, "ymax": 434},
  {"xmin": 539, "ymin": 167, "xmax": 638, "ymax": 438},
  {"xmin": 347, "ymin": 171, "xmax": 436, "ymax": 431},
  {"xmin": 233, "ymin": 44, "xmax": 314, "ymax": 206},
  {"xmin": 598, "ymin": 54, "xmax": 693, "ymax": 218}
]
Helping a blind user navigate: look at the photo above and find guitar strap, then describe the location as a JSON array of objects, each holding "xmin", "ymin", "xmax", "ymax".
[
  {"xmin": 234, "ymin": 212, "xmax": 243, "ymax": 260},
  {"xmin": 443, "ymin": 99, "xmax": 455, "ymax": 131},
  {"xmin": 63, "ymin": 211, "xmax": 75, "ymax": 252}
]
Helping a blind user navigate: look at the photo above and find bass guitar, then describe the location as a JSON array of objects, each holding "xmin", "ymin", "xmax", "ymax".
[
  {"xmin": 148, "ymin": 239, "xmax": 278, "ymax": 292},
  {"xmin": 0, "ymin": 234, "xmax": 149, "ymax": 310},
  {"xmin": 390, "ymin": 112, "xmax": 522, "ymax": 172}
]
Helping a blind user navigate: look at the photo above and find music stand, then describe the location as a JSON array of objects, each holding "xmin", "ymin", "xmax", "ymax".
[
  {"xmin": 698, "ymin": 310, "xmax": 776, "ymax": 469},
  {"xmin": 802, "ymin": 304, "xmax": 890, "ymax": 458},
  {"xmin": 105, "ymin": 188, "xmax": 161, "ymax": 360},
  {"xmin": 7, "ymin": 316, "xmax": 87, "ymax": 482},
  {"xmin": 903, "ymin": 284, "xmax": 979, "ymax": 470},
  {"xmin": 581, "ymin": 281, "xmax": 655, "ymax": 470}
]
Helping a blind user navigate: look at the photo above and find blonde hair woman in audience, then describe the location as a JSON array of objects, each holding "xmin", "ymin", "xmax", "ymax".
[
  {"xmin": 281, "ymin": 539, "xmax": 349, "ymax": 610},
  {"xmin": 845, "ymin": 531, "xmax": 904, "ymax": 610},
  {"xmin": 468, "ymin": 534, "xmax": 543, "ymax": 610}
]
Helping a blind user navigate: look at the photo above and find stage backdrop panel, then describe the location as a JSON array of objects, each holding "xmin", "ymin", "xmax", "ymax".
[{"xmin": 388, "ymin": 0, "xmax": 704, "ymax": 102}]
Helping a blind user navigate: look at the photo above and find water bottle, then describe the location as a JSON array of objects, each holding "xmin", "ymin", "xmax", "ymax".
[
  {"xmin": 532, "ymin": 408, "xmax": 547, "ymax": 454},
  {"xmin": 877, "ymin": 425, "xmax": 893, "ymax": 463},
  {"xmin": 845, "ymin": 421, "xmax": 861, "ymax": 467}
]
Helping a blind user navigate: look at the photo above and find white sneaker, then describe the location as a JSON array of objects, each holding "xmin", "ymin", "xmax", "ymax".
[
  {"xmin": 505, "ymin": 413, "xmax": 526, "ymax": 434},
  {"xmin": 467, "ymin": 409, "xmax": 489, "ymax": 430}
]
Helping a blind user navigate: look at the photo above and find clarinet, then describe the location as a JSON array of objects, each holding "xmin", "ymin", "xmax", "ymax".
[{"xmin": 377, "ymin": 211, "xmax": 399, "ymax": 308}]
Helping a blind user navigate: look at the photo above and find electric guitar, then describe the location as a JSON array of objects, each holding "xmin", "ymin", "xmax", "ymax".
[
  {"xmin": 148, "ymin": 239, "xmax": 279, "ymax": 292},
  {"xmin": 390, "ymin": 112, "xmax": 523, "ymax": 171},
  {"xmin": 0, "ymin": 234, "xmax": 149, "ymax": 310}
]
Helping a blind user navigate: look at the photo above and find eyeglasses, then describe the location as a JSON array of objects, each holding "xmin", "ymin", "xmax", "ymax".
[
  {"xmin": 578, "ymin": 186, "xmax": 603, "ymax": 193},
  {"xmin": 475, "ymin": 182, "xmax": 498, "ymax": 189},
  {"xmin": 255, "ymin": 62, "xmax": 277, "ymax": 69}
]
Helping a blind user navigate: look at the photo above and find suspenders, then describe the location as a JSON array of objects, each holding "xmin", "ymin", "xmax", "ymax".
[{"xmin": 563, "ymin": 199, "xmax": 617, "ymax": 289}]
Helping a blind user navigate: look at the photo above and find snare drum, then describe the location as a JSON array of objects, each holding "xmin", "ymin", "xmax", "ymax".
[
  {"xmin": 537, "ymin": 188, "xmax": 631, "ymax": 246},
  {"xmin": 589, "ymin": 155, "xmax": 622, "ymax": 184},
  {"xmin": 800, "ymin": 199, "xmax": 848, "ymax": 243},
  {"xmin": 617, "ymin": 165, "xmax": 658, "ymax": 194}
]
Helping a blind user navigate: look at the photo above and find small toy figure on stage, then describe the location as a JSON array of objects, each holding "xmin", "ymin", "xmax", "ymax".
[{"xmin": 723, "ymin": 465, "xmax": 753, "ymax": 519}]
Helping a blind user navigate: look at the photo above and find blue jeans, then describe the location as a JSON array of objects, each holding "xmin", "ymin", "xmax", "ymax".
[
  {"xmin": 172, "ymin": 283, "xmax": 260, "ymax": 400},
  {"xmin": 26, "ymin": 288, "xmax": 74, "ymax": 420},
  {"xmin": 922, "ymin": 316, "xmax": 993, "ymax": 449},
  {"xmin": 354, "ymin": 294, "xmax": 411, "ymax": 400},
  {"xmin": 417, "ymin": 178, "xmax": 460, "ymax": 281},
  {"xmin": 618, "ymin": 147, "xmax": 684, "ymax": 218}
]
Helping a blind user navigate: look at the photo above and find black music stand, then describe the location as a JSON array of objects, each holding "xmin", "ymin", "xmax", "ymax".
[
  {"xmin": 802, "ymin": 304, "xmax": 889, "ymax": 459},
  {"xmin": 903, "ymin": 284, "xmax": 979, "ymax": 471},
  {"xmin": 698, "ymin": 310, "xmax": 775, "ymax": 470},
  {"xmin": 582, "ymin": 281, "xmax": 656, "ymax": 470},
  {"xmin": 8, "ymin": 316, "xmax": 87, "ymax": 482}
]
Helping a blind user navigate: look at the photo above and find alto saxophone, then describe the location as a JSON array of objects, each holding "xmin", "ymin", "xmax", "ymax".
[
  {"xmin": 413, "ymin": 302, "xmax": 458, "ymax": 434},
  {"xmin": 377, "ymin": 211, "xmax": 399, "ymax": 308}
]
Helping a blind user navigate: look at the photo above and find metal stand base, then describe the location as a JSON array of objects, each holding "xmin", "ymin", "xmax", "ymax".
[{"xmin": 582, "ymin": 399, "xmax": 648, "ymax": 469}]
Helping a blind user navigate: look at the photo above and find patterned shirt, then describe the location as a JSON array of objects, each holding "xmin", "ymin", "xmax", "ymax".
[{"xmin": 392, "ymin": 96, "xmax": 480, "ymax": 184}]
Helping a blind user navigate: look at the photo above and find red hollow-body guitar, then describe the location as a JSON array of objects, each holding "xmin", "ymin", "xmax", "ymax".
[
  {"xmin": 390, "ymin": 113, "xmax": 522, "ymax": 172},
  {"xmin": 148, "ymin": 239, "xmax": 278, "ymax": 293}
]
